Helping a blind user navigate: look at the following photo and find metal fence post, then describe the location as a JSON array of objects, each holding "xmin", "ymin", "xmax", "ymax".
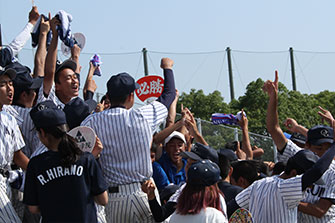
[{"xmin": 197, "ymin": 118, "xmax": 202, "ymax": 135}]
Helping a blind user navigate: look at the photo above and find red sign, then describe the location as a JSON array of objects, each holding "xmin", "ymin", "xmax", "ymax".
[{"xmin": 135, "ymin": 75, "xmax": 164, "ymax": 102}]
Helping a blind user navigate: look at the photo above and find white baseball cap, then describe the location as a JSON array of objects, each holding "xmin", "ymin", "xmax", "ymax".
[{"xmin": 164, "ymin": 131, "xmax": 186, "ymax": 146}]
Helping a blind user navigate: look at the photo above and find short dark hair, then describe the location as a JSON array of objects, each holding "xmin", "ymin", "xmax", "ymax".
[
  {"xmin": 13, "ymin": 88, "xmax": 31, "ymax": 105},
  {"xmin": 272, "ymin": 162, "xmax": 286, "ymax": 175},
  {"xmin": 218, "ymin": 153, "xmax": 231, "ymax": 179},
  {"xmin": 284, "ymin": 157, "xmax": 305, "ymax": 175},
  {"xmin": 231, "ymin": 160, "xmax": 260, "ymax": 186},
  {"xmin": 108, "ymin": 93, "xmax": 129, "ymax": 106}
]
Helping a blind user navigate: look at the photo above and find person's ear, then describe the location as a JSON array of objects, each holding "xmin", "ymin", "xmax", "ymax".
[
  {"xmin": 289, "ymin": 169, "xmax": 297, "ymax": 177},
  {"xmin": 228, "ymin": 167, "xmax": 234, "ymax": 177}
]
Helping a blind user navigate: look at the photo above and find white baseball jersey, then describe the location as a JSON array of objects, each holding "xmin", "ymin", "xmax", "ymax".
[
  {"xmin": 0, "ymin": 110, "xmax": 25, "ymax": 168},
  {"xmin": 81, "ymin": 101, "xmax": 168, "ymax": 186},
  {"xmin": 0, "ymin": 110, "xmax": 25, "ymax": 222},
  {"xmin": 236, "ymin": 174, "xmax": 304, "ymax": 223},
  {"xmin": 278, "ymin": 140, "xmax": 335, "ymax": 223}
]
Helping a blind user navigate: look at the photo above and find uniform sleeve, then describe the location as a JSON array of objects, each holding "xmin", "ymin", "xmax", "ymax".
[
  {"xmin": 8, "ymin": 22, "xmax": 34, "ymax": 56},
  {"xmin": 12, "ymin": 116, "xmax": 25, "ymax": 152},
  {"xmin": 279, "ymin": 175, "xmax": 304, "ymax": 209},
  {"xmin": 3, "ymin": 105, "xmax": 23, "ymax": 127},
  {"xmin": 156, "ymin": 69, "xmax": 176, "ymax": 110},
  {"xmin": 88, "ymin": 155, "xmax": 108, "ymax": 196},
  {"xmin": 277, "ymin": 139, "xmax": 302, "ymax": 163},
  {"xmin": 235, "ymin": 185, "xmax": 252, "ymax": 209},
  {"xmin": 138, "ymin": 101, "xmax": 168, "ymax": 132},
  {"xmin": 23, "ymin": 159, "xmax": 39, "ymax": 205}
]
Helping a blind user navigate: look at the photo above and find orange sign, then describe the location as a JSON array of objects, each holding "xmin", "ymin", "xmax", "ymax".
[{"xmin": 135, "ymin": 75, "xmax": 164, "ymax": 102}]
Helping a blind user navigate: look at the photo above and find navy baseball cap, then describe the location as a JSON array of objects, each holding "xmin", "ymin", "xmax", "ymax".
[
  {"xmin": 218, "ymin": 148, "xmax": 238, "ymax": 162},
  {"xmin": 181, "ymin": 142, "xmax": 219, "ymax": 164},
  {"xmin": 8, "ymin": 62, "xmax": 42, "ymax": 91},
  {"xmin": 307, "ymin": 125, "xmax": 334, "ymax": 146},
  {"xmin": 290, "ymin": 132, "xmax": 307, "ymax": 145},
  {"xmin": 55, "ymin": 59, "xmax": 77, "ymax": 75},
  {"xmin": 0, "ymin": 66, "xmax": 16, "ymax": 80},
  {"xmin": 107, "ymin": 72, "xmax": 140, "ymax": 98},
  {"xmin": 30, "ymin": 101, "xmax": 67, "ymax": 129},
  {"xmin": 159, "ymin": 184, "xmax": 180, "ymax": 203},
  {"xmin": 187, "ymin": 159, "xmax": 222, "ymax": 186},
  {"xmin": 289, "ymin": 149, "xmax": 324, "ymax": 185},
  {"xmin": 63, "ymin": 97, "xmax": 97, "ymax": 129}
]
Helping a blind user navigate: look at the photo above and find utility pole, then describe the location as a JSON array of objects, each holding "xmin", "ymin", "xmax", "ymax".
[
  {"xmin": 289, "ymin": 47, "xmax": 297, "ymax": 91},
  {"xmin": 226, "ymin": 47, "xmax": 235, "ymax": 101},
  {"xmin": 142, "ymin": 48, "xmax": 149, "ymax": 76}
]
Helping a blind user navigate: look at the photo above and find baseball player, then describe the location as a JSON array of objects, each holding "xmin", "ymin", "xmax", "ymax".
[
  {"xmin": 264, "ymin": 71, "xmax": 335, "ymax": 222},
  {"xmin": 228, "ymin": 142, "xmax": 335, "ymax": 222},
  {"xmin": 81, "ymin": 58, "xmax": 176, "ymax": 222},
  {"xmin": 0, "ymin": 67, "xmax": 29, "ymax": 222}
]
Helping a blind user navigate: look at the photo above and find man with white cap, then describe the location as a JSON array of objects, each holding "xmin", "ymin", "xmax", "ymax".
[{"xmin": 157, "ymin": 131, "xmax": 188, "ymax": 188}]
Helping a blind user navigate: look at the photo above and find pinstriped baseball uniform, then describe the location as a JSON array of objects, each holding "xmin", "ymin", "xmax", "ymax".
[
  {"xmin": 81, "ymin": 101, "xmax": 168, "ymax": 223},
  {"xmin": 11, "ymin": 106, "xmax": 42, "ymax": 157},
  {"xmin": 37, "ymin": 83, "xmax": 65, "ymax": 109},
  {"xmin": 2, "ymin": 105, "xmax": 23, "ymax": 126},
  {"xmin": 278, "ymin": 139, "xmax": 335, "ymax": 223},
  {"xmin": 0, "ymin": 110, "xmax": 25, "ymax": 222},
  {"xmin": 236, "ymin": 175, "xmax": 304, "ymax": 223}
]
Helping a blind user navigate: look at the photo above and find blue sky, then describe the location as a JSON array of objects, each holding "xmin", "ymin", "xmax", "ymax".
[{"xmin": 1, "ymin": 0, "xmax": 335, "ymax": 103}]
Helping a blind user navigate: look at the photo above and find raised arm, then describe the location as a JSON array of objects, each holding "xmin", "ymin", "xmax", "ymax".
[
  {"xmin": 284, "ymin": 118, "xmax": 308, "ymax": 137},
  {"xmin": 166, "ymin": 90, "xmax": 179, "ymax": 128},
  {"xmin": 33, "ymin": 16, "xmax": 49, "ymax": 78},
  {"xmin": 43, "ymin": 14, "xmax": 60, "ymax": 95},
  {"xmin": 71, "ymin": 44, "xmax": 81, "ymax": 74},
  {"xmin": 263, "ymin": 71, "xmax": 288, "ymax": 152},
  {"xmin": 238, "ymin": 110, "xmax": 253, "ymax": 160},
  {"xmin": 153, "ymin": 119, "xmax": 184, "ymax": 145},
  {"xmin": 157, "ymin": 58, "xmax": 176, "ymax": 110},
  {"xmin": 83, "ymin": 62, "xmax": 97, "ymax": 100},
  {"xmin": 184, "ymin": 107, "xmax": 208, "ymax": 146},
  {"xmin": 8, "ymin": 7, "xmax": 39, "ymax": 57}
]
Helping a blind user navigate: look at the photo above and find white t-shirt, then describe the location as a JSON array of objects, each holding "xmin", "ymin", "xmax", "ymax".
[{"xmin": 169, "ymin": 207, "xmax": 227, "ymax": 223}]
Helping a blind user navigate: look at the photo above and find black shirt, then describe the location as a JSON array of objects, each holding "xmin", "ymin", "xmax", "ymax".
[{"xmin": 24, "ymin": 151, "xmax": 108, "ymax": 223}]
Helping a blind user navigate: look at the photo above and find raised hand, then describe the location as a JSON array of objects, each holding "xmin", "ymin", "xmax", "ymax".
[
  {"xmin": 40, "ymin": 16, "xmax": 50, "ymax": 35},
  {"xmin": 318, "ymin": 106, "xmax": 335, "ymax": 126},
  {"xmin": 29, "ymin": 6, "xmax": 39, "ymax": 25},
  {"xmin": 160, "ymin": 58, "xmax": 174, "ymax": 70},
  {"xmin": 262, "ymin": 70, "xmax": 279, "ymax": 97},
  {"xmin": 284, "ymin": 118, "xmax": 299, "ymax": 132}
]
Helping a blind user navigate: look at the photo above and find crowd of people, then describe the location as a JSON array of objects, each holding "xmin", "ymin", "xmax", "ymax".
[{"xmin": 0, "ymin": 6, "xmax": 335, "ymax": 223}]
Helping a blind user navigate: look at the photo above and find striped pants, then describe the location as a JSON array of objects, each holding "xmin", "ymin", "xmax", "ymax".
[
  {"xmin": 105, "ymin": 182, "xmax": 154, "ymax": 223},
  {"xmin": 0, "ymin": 174, "xmax": 21, "ymax": 223}
]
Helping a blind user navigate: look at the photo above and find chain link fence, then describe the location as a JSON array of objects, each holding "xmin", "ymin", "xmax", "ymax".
[{"xmin": 174, "ymin": 113, "xmax": 277, "ymax": 162}]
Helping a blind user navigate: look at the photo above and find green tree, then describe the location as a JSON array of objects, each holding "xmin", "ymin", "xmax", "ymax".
[{"xmin": 177, "ymin": 89, "xmax": 230, "ymax": 121}]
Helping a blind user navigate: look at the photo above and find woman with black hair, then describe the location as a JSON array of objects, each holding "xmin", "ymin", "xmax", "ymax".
[{"xmin": 23, "ymin": 100, "xmax": 108, "ymax": 223}]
